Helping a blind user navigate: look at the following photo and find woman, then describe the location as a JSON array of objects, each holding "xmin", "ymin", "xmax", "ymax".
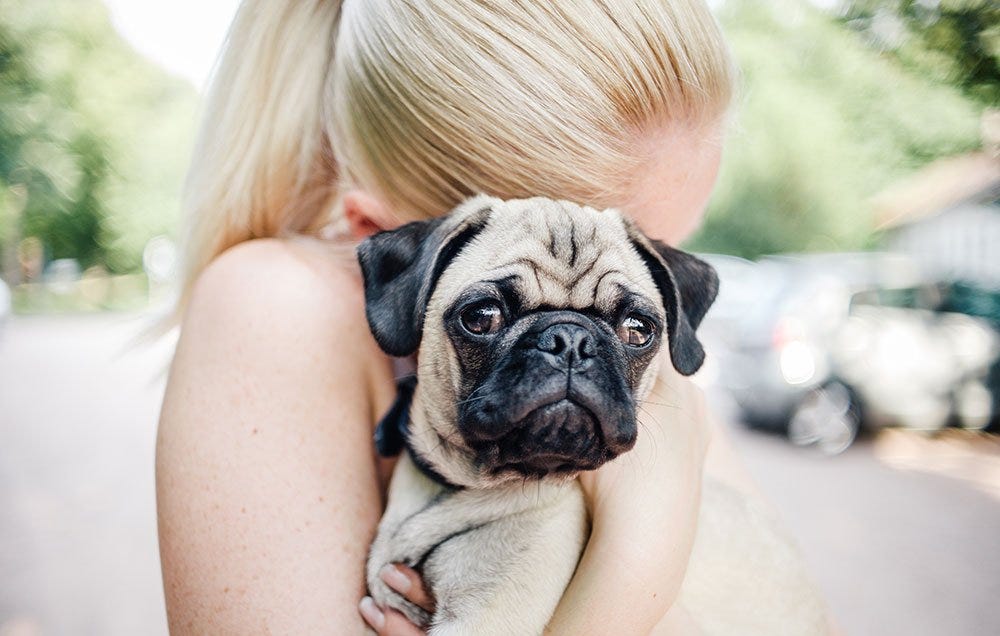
[{"xmin": 156, "ymin": 1, "xmax": 813, "ymax": 633}]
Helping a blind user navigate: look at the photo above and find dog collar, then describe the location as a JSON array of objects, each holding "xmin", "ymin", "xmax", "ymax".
[{"xmin": 374, "ymin": 376, "xmax": 463, "ymax": 490}]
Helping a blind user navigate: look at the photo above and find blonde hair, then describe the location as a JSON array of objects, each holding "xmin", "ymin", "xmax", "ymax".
[{"xmin": 177, "ymin": 0, "xmax": 735, "ymax": 315}]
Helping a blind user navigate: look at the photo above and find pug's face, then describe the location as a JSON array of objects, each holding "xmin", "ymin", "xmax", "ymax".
[{"xmin": 358, "ymin": 196, "xmax": 717, "ymax": 488}]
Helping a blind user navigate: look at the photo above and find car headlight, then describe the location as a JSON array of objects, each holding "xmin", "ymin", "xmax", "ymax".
[{"xmin": 780, "ymin": 341, "xmax": 817, "ymax": 386}]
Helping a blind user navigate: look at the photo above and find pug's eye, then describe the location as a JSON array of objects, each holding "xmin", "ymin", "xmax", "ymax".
[
  {"xmin": 617, "ymin": 314, "xmax": 655, "ymax": 347},
  {"xmin": 460, "ymin": 300, "xmax": 505, "ymax": 336}
]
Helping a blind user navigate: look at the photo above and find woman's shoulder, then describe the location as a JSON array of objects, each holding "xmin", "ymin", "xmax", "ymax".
[
  {"xmin": 189, "ymin": 237, "xmax": 362, "ymax": 327},
  {"xmin": 176, "ymin": 237, "xmax": 389, "ymax": 391}
]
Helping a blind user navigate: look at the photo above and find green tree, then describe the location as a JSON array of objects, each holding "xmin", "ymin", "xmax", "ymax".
[
  {"xmin": 689, "ymin": 0, "xmax": 984, "ymax": 258},
  {"xmin": 838, "ymin": 0, "xmax": 999, "ymax": 106},
  {"xmin": 0, "ymin": 12, "xmax": 113, "ymax": 276},
  {"xmin": 0, "ymin": 0, "xmax": 199, "ymax": 279}
]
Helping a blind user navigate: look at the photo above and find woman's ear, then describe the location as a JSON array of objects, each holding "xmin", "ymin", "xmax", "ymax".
[{"xmin": 343, "ymin": 189, "xmax": 396, "ymax": 240}]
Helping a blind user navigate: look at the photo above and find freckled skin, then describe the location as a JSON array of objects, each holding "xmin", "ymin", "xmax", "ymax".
[{"xmin": 157, "ymin": 239, "xmax": 399, "ymax": 633}]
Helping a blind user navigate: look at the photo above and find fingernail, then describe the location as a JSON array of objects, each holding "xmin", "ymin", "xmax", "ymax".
[
  {"xmin": 380, "ymin": 564, "xmax": 412, "ymax": 593},
  {"xmin": 359, "ymin": 596, "xmax": 384, "ymax": 630}
]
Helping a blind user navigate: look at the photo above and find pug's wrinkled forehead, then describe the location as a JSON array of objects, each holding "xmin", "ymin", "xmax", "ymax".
[
  {"xmin": 357, "ymin": 194, "xmax": 718, "ymax": 377},
  {"xmin": 429, "ymin": 197, "xmax": 662, "ymax": 319}
]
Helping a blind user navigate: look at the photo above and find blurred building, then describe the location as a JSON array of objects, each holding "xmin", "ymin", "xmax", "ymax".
[{"xmin": 873, "ymin": 111, "xmax": 1000, "ymax": 289}]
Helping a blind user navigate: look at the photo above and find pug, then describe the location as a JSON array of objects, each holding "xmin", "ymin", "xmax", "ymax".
[
  {"xmin": 355, "ymin": 193, "xmax": 705, "ymax": 632},
  {"xmin": 357, "ymin": 196, "xmax": 828, "ymax": 635}
]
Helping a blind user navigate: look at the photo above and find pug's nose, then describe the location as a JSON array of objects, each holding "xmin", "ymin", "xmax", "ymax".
[{"xmin": 536, "ymin": 323, "xmax": 595, "ymax": 370}]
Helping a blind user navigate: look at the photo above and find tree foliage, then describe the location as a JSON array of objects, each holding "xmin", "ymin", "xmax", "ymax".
[
  {"xmin": 838, "ymin": 0, "xmax": 999, "ymax": 106},
  {"xmin": 0, "ymin": 11, "xmax": 111, "ymax": 273},
  {"xmin": 0, "ymin": 0, "xmax": 198, "ymax": 277},
  {"xmin": 688, "ymin": 0, "xmax": 985, "ymax": 258}
]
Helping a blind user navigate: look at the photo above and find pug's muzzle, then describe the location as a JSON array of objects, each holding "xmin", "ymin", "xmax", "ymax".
[{"xmin": 456, "ymin": 310, "xmax": 640, "ymax": 477}]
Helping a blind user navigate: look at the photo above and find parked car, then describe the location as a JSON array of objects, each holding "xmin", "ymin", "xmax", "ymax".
[
  {"xmin": 703, "ymin": 251, "xmax": 1000, "ymax": 452},
  {"xmin": 838, "ymin": 283, "xmax": 1000, "ymax": 432},
  {"xmin": 939, "ymin": 282, "xmax": 1000, "ymax": 430},
  {"xmin": 831, "ymin": 300, "xmax": 998, "ymax": 433}
]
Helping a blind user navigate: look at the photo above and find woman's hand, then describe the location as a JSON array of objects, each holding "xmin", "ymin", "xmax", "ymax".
[
  {"xmin": 547, "ymin": 365, "xmax": 712, "ymax": 634},
  {"xmin": 359, "ymin": 565, "xmax": 435, "ymax": 635}
]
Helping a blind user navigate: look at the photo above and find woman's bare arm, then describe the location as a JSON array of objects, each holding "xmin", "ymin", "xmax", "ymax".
[
  {"xmin": 156, "ymin": 239, "xmax": 394, "ymax": 634},
  {"xmin": 545, "ymin": 369, "xmax": 712, "ymax": 635}
]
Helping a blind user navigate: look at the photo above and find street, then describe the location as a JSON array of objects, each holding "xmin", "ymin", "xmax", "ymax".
[
  {"xmin": 0, "ymin": 314, "xmax": 172, "ymax": 636},
  {"xmin": 1, "ymin": 314, "xmax": 998, "ymax": 635},
  {"xmin": 726, "ymin": 416, "xmax": 1000, "ymax": 635}
]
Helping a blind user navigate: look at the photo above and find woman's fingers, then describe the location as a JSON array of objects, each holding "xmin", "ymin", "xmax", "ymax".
[
  {"xmin": 359, "ymin": 597, "xmax": 426, "ymax": 635},
  {"xmin": 358, "ymin": 565, "xmax": 434, "ymax": 635},
  {"xmin": 359, "ymin": 597, "xmax": 386, "ymax": 631},
  {"xmin": 380, "ymin": 564, "xmax": 436, "ymax": 612}
]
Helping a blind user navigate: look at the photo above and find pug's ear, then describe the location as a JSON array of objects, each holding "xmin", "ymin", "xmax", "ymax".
[
  {"xmin": 625, "ymin": 221, "xmax": 719, "ymax": 376},
  {"xmin": 356, "ymin": 205, "xmax": 492, "ymax": 357}
]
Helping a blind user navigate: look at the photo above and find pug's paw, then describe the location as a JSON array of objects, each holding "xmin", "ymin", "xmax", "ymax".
[{"xmin": 367, "ymin": 567, "xmax": 432, "ymax": 628}]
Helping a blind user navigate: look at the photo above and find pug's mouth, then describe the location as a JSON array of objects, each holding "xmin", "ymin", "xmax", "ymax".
[{"xmin": 476, "ymin": 398, "xmax": 617, "ymax": 478}]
